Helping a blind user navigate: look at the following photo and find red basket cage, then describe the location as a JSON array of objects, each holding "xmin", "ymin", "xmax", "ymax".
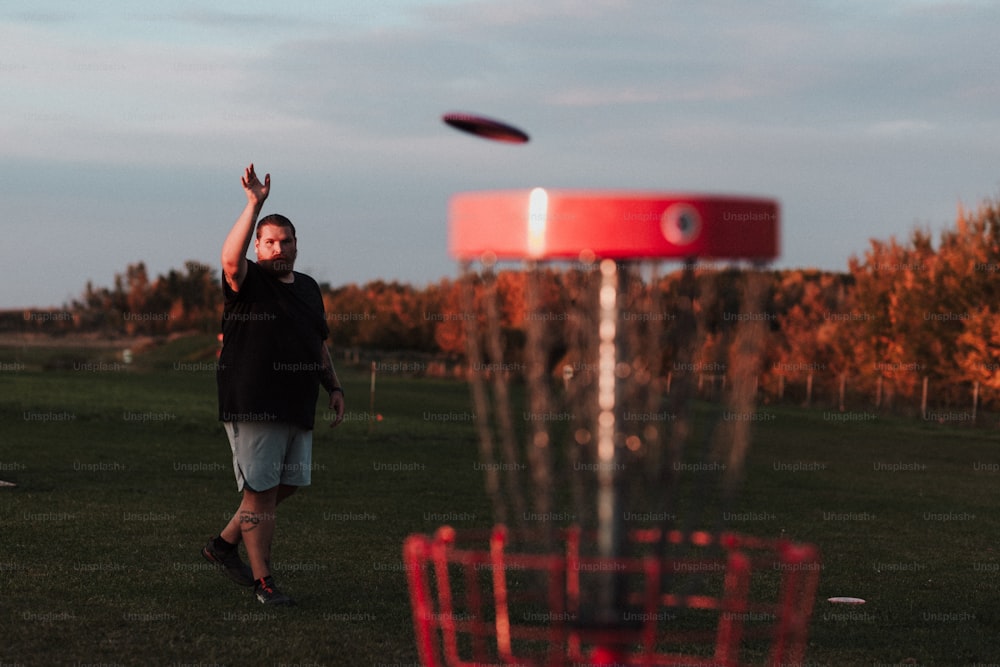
[{"xmin": 404, "ymin": 525, "xmax": 820, "ymax": 667}]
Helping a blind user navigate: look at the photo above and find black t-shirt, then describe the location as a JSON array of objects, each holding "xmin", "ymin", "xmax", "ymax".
[{"xmin": 217, "ymin": 260, "xmax": 330, "ymax": 430}]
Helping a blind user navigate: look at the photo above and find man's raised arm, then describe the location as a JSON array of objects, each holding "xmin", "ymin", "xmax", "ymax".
[{"xmin": 222, "ymin": 163, "xmax": 270, "ymax": 293}]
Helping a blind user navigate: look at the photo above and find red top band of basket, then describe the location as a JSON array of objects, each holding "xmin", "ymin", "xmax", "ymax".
[{"xmin": 448, "ymin": 189, "xmax": 779, "ymax": 261}]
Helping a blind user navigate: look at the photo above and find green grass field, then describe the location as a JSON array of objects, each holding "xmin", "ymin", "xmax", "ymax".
[{"xmin": 1, "ymin": 335, "xmax": 999, "ymax": 666}]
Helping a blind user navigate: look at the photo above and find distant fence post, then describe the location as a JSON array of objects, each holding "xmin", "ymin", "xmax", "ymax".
[
  {"xmin": 973, "ymin": 380, "xmax": 980, "ymax": 423},
  {"xmin": 921, "ymin": 376, "xmax": 928, "ymax": 420},
  {"xmin": 369, "ymin": 360, "xmax": 377, "ymax": 434}
]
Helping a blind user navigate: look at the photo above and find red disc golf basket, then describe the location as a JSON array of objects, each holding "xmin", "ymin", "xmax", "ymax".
[
  {"xmin": 404, "ymin": 526, "xmax": 820, "ymax": 666},
  {"xmin": 406, "ymin": 190, "xmax": 821, "ymax": 666}
]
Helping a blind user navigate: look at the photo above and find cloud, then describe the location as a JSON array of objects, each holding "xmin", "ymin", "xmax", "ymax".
[
  {"xmin": 134, "ymin": 9, "xmax": 301, "ymax": 29},
  {"xmin": 866, "ymin": 119, "xmax": 937, "ymax": 136},
  {"xmin": 419, "ymin": 0, "xmax": 629, "ymax": 28}
]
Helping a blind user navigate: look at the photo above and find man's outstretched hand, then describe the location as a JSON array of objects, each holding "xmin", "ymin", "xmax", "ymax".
[{"xmin": 241, "ymin": 163, "xmax": 270, "ymax": 206}]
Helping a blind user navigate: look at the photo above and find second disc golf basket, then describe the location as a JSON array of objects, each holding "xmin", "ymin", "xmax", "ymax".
[{"xmin": 405, "ymin": 190, "xmax": 821, "ymax": 666}]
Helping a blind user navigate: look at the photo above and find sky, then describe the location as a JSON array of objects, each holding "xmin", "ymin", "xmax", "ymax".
[{"xmin": 3, "ymin": 0, "xmax": 1000, "ymax": 308}]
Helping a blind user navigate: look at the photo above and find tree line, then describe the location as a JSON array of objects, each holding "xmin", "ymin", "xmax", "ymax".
[{"xmin": 9, "ymin": 195, "xmax": 1000, "ymax": 413}]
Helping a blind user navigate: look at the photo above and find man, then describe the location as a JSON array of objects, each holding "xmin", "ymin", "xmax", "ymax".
[{"xmin": 201, "ymin": 163, "xmax": 345, "ymax": 605}]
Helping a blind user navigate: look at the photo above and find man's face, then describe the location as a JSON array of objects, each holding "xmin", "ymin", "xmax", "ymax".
[{"xmin": 255, "ymin": 224, "xmax": 297, "ymax": 278}]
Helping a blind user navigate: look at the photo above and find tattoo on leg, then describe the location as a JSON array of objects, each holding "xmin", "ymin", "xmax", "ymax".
[
  {"xmin": 239, "ymin": 511, "xmax": 262, "ymax": 531},
  {"xmin": 238, "ymin": 510, "xmax": 276, "ymax": 532}
]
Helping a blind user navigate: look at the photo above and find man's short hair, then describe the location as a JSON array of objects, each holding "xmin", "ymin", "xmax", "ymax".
[{"xmin": 256, "ymin": 214, "xmax": 296, "ymax": 239}]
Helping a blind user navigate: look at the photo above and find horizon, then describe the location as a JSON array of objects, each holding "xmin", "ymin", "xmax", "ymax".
[{"xmin": 4, "ymin": 258, "xmax": 858, "ymax": 315}]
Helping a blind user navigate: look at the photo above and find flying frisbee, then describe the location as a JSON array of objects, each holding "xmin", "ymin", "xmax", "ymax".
[
  {"xmin": 442, "ymin": 112, "xmax": 530, "ymax": 144},
  {"xmin": 827, "ymin": 597, "xmax": 866, "ymax": 604}
]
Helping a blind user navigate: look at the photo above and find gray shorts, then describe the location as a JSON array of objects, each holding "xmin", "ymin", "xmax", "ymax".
[{"xmin": 224, "ymin": 421, "xmax": 313, "ymax": 492}]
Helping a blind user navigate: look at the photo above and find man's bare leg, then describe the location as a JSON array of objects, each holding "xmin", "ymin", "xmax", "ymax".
[
  {"xmin": 208, "ymin": 484, "xmax": 299, "ymax": 603},
  {"xmin": 220, "ymin": 484, "xmax": 297, "ymax": 550},
  {"xmin": 234, "ymin": 486, "xmax": 277, "ymax": 580}
]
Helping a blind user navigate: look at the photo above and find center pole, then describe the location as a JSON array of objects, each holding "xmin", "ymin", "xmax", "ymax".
[{"xmin": 595, "ymin": 258, "xmax": 626, "ymax": 622}]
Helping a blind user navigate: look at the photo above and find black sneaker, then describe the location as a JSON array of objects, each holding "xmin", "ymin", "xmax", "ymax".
[
  {"xmin": 201, "ymin": 538, "xmax": 255, "ymax": 587},
  {"xmin": 254, "ymin": 576, "xmax": 294, "ymax": 606}
]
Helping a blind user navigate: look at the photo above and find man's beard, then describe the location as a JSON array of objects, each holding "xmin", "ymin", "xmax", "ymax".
[{"xmin": 259, "ymin": 257, "xmax": 295, "ymax": 278}]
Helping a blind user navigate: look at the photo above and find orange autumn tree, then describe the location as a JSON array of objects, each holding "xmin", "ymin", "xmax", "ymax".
[
  {"xmin": 768, "ymin": 270, "xmax": 857, "ymax": 404},
  {"xmin": 948, "ymin": 200, "xmax": 1000, "ymax": 395},
  {"xmin": 848, "ymin": 195, "xmax": 1000, "ymax": 410}
]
